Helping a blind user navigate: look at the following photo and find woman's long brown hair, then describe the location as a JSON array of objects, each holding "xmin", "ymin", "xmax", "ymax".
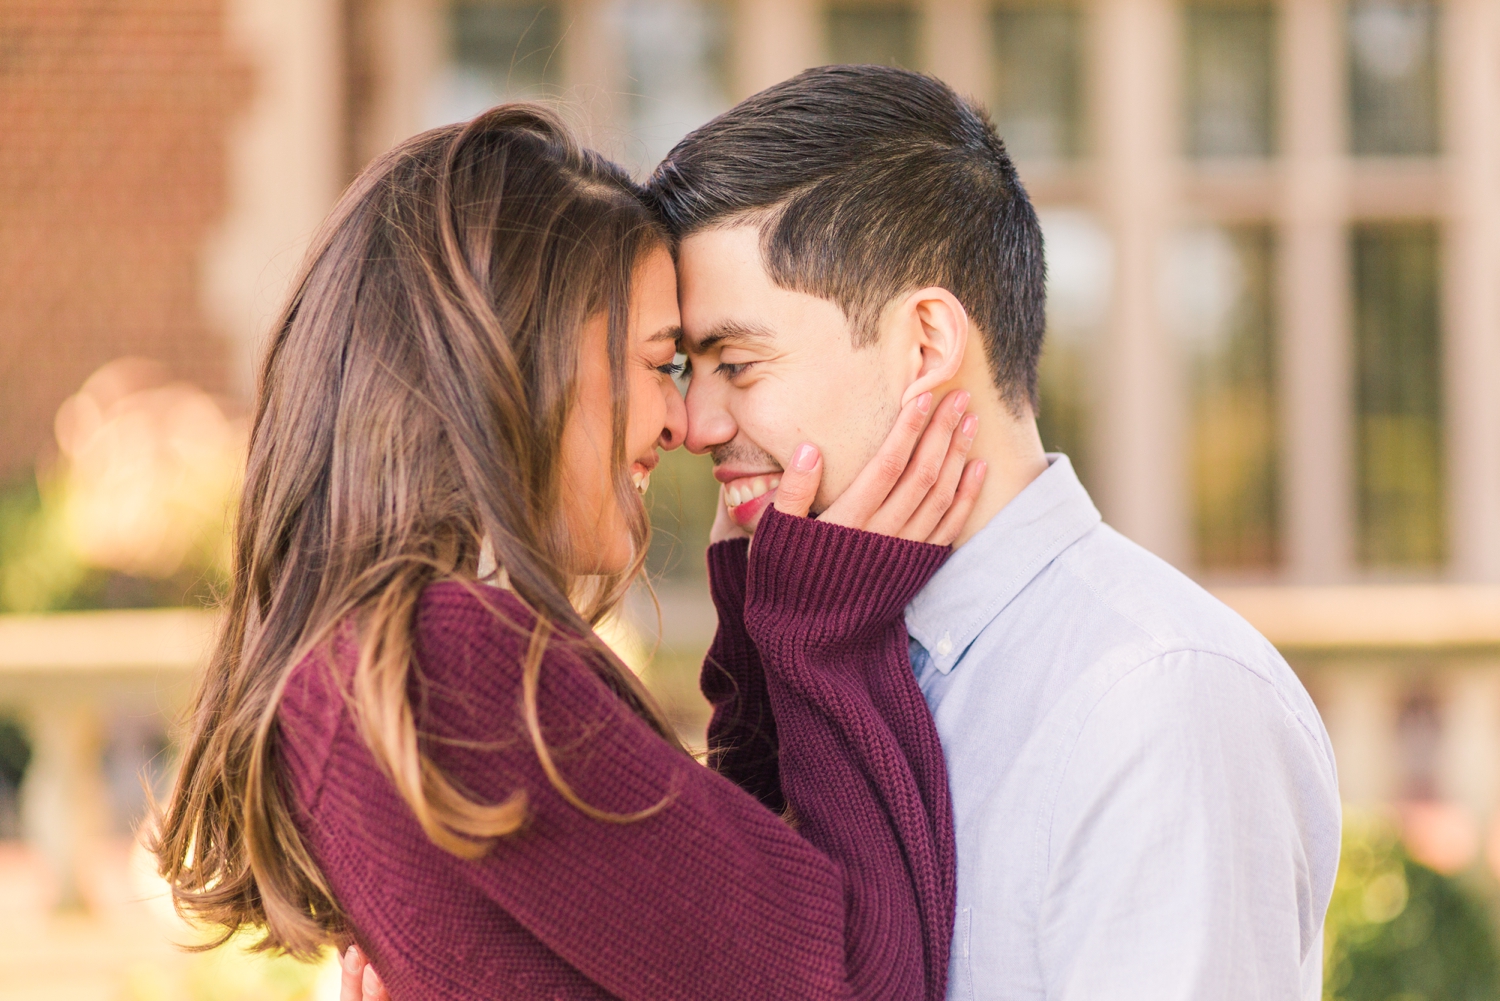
[{"xmin": 152, "ymin": 105, "xmax": 681, "ymax": 957}]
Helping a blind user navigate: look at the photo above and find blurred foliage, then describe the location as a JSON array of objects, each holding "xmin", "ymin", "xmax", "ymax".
[
  {"xmin": 0, "ymin": 473, "xmax": 229, "ymax": 613},
  {"xmin": 0, "ymin": 359, "xmax": 243, "ymax": 613},
  {"xmin": 121, "ymin": 937, "xmax": 332, "ymax": 1001},
  {"xmin": 1326, "ymin": 814, "xmax": 1500, "ymax": 1001},
  {"xmin": 0, "ymin": 474, "xmax": 84, "ymax": 612}
]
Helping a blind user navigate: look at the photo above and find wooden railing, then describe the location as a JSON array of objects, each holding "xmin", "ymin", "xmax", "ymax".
[
  {"xmin": 0, "ymin": 608, "xmax": 216, "ymax": 907},
  {"xmin": 1212, "ymin": 585, "xmax": 1500, "ymax": 651},
  {"xmin": 1213, "ymin": 584, "xmax": 1500, "ymax": 874}
]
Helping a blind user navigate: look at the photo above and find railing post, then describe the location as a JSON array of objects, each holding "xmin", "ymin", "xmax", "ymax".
[
  {"xmin": 19, "ymin": 701, "xmax": 106, "ymax": 911},
  {"xmin": 1437, "ymin": 666, "xmax": 1500, "ymax": 860},
  {"xmin": 1317, "ymin": 662, "xmax": 1400, "ymax": 808}
]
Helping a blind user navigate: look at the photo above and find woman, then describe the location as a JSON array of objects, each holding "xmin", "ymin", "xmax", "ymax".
[{"xmin": 154, "ymin": 105, "xmax": 985, "ymax": 1000}]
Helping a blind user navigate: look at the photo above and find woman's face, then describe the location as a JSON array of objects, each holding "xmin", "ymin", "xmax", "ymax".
[{"xmin": 560, "ymin": 247, "xmax": 686, "ymax": 574}]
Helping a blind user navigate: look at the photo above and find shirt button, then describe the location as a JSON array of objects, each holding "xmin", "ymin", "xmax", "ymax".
[{"xmin": 935, "ymin": 634, "xmax": 953, "ymax": 657}]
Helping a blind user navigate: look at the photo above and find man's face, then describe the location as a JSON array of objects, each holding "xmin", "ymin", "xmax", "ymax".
[{"xmin": 678, "ymin": 225, "xmax": 903, "ymax": 528}]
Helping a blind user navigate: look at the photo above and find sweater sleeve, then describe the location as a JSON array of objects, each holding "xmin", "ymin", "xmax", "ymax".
[
  {"xmin": 744, "ymin": 508, "xmax": 956, "ymax": 1001},
  {"xmin": 701, "ymin": 538, "xmax": 785, "ymax": 814}
]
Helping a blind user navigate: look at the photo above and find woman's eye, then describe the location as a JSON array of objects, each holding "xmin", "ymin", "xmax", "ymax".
[{"xmin": 655, "ymin": 351, "xmax": 689, "ymax": 380}]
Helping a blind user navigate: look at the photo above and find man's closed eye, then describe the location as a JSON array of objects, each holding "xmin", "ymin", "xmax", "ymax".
[{"xmin": 716, "ymin": 361, "xmax": 755, "ymax": 379}]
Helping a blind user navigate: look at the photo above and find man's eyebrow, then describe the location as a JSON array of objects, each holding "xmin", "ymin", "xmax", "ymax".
[{"xmin": 685, "ymin": 320, "xmax": 776, "ymax": 352}]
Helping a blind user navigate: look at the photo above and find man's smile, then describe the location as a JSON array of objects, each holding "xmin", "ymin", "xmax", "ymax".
[{"xmin": 715, "ymin": 465, "xmax": 782, "ymax": 526}]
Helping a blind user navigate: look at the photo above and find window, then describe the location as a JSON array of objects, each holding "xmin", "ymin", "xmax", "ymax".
[
  {"xmin": 431, "ymin": 1, "xmax": 563, "ymax": 126},
  {"xmin": 1354, "ymin": 223, "xmax": 1444, "ymax": 568},
  {"xmin": 1348, "ymin": 0, "xmax": 1440, "ymax": 156},
  {"xmin": 1036, "ymin": 210, "xmax": 1111, "ymax": 489},
  {"xmin": 1184, "ymin": 3, "xmax": 1276, "ymax": 158},
  {"xmin": 826, "ymin": 3, "xmax": 918, "ymax": 68},
  {"xmin": 619, "ymin": 0, "xmax": 730, "ymax": 172},
  {"xmin": 1171, "ymin": 225, "xmax": 1279, "ymax": 570},
  {"xmin": 990, "ymin": 3, "xmax": 1085, "ymax": 160}
]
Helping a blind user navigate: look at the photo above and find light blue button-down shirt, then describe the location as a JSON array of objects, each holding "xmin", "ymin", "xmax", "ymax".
[{"xmin": 906, "ymin": 455, "xmax": 1341, "ymax": 1000}]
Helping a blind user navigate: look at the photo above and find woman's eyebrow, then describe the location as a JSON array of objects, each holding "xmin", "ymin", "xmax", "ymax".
[{"xmin": 649, "ymin": 324, "xmax": 683, "ymax": 343}]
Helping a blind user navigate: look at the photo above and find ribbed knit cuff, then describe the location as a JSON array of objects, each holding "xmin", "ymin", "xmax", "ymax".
[
  {"xmin": 744, "ymin": 507, "xmax": 949, "ymax": 647},
  {"xmin": 705, "ymin": 538, "xmax": 757, "ymax": 665},
  {"xmin": 706, "ymin": 538, "xmax": 750, "ymax": 616}
]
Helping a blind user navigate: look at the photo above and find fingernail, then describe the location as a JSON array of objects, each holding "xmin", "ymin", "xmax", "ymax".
[
  {"xmin": 960, "ymin": 414, "xmax": 979, "ymax": 437},
  {"xmin": 344, "ymin": 946, "xmax": 360, "ymax": 970},
  {"xmin": 363, "ymin": 965, "xmax": 381, "ymax": 997},
  {"xmin": 974, "ymin": 460, "xmax": 988, "ymax": 480},
  {"xmin": 953, "ymin": 390, "xmax": 971, "ymax": 411},
  {"xmin": 916, "ymin": 392, "xmax": 933, "ymax": 414},
  {"xmin": 792, "ymin": 443, "xmax": 819, "ymax": 472}
]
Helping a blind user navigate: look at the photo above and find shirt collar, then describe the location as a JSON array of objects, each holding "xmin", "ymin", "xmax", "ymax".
[{"xmin": 905, "ymin": 454, "xmax": 1101, "ymax": 674}]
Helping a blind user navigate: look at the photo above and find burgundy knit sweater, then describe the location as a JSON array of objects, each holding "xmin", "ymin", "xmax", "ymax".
[{"xmin": 277, "ymin": 508, "xmax": 956, "ymax": 1000}]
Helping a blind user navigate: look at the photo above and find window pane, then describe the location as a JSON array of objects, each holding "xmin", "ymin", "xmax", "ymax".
[
  {"xmin": 1036, "ymin": 209, "xmax": 1111, "ymax": 491},
  {"xmin": 1184, "ymin": 4, "xmax": 1275, "ymax": 158},
  {"xmin": 431, "ymin": 1, "xmax": 563, "ymax": 125},
  {"xmin": 1348, "ymin": 0, "xmax": 1440, "ymax": 156},
  {"xmin": 1354, "ymin": 223, "xmax": 1444, "ymax": 568},
  {"xmin": 827, "ymin": 5, "xmax": 918, "ymax": 68},
  {"xmin": 991, "ymin": 4, "xmax": 1085, "ymax": 160},
  {"xmin": 620, "ymin": 0, "xmax": 730, "ymax": 172},
  {"xmin": 1171, "ymin": 225, "xmax": 1279, "ymax": 570}
]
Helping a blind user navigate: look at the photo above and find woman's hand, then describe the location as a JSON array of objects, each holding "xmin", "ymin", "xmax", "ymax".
[
  {"xmin": 340, "ymin": 945, "xmax": 388, "ymax": 1001},
  {"xmin": 774, "ymin": 389, "xmax": 985, "ymax": 545}
]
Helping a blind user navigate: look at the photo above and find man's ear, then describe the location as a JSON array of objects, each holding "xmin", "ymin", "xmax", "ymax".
[{"xmin": 895, "ymin": 287, "xmax": 970, "ymax": 408}]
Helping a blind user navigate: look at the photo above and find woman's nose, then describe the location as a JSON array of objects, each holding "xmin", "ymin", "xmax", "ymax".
[{"xmin": 658, "ymin": 380, "xmax": 687, "ymax": 451}]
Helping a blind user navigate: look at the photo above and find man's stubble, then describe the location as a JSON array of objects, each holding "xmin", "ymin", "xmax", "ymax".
[{"xmin": 709, "ymin": 396, "xmax": 900, "ymax": 515}]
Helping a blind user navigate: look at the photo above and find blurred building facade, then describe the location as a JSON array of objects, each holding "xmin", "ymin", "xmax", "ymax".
[
  {"xmin": 7, "ymin": 0, "xmax": 1497, "ymax": 585},
  {"xmin": 0, "ymin": 2, "xmax": 245, "ymax": 480},
  {"xmin": 387, "ymin": 0, "xmax": 1500, "ymax": 591}
]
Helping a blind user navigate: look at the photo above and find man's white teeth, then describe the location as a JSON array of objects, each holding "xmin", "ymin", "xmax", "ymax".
[
  {"xmin": 632, "ymin": 471, "xmax": 651, "ymax": 494},
  {"xmin": 727, "ymin": 475, "xmax": 781, "ymax": 508}
]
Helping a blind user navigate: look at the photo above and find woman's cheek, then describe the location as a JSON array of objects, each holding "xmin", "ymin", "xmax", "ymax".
[{"xmin": 629, "ymin": 371, "xmax": 666, "ymax": 451}]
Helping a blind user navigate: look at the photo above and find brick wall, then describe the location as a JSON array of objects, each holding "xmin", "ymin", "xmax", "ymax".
[{"xmin": 0, "ymin": 0, "xmax": 249, "ymax": 482}]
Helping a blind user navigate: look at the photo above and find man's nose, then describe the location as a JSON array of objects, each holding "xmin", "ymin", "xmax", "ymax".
[{"xmin": 683, "ymin": 376, "xmax": 737, "ymax": 456}]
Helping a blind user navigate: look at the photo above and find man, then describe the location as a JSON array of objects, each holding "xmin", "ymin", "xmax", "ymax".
[{"xmin": 647, "ymin": 65, "xmax": 1341, "ymax": 999}]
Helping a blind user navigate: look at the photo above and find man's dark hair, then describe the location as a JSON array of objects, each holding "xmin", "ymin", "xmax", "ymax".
[{"xmin": 643, "ymin": 64, "xmax": 1046, "ymax": 413}]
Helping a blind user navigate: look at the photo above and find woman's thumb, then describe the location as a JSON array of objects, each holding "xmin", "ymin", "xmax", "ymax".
[{"xmin": 773, "ymin": 443, "xmax": 822, "ymax": 518}]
